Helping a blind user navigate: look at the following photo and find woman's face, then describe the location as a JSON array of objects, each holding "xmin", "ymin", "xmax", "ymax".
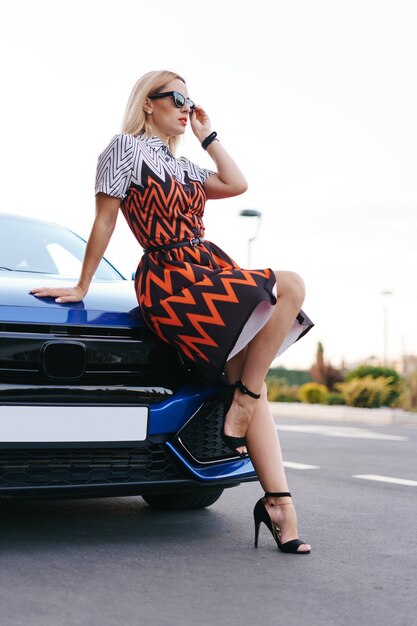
[{"xmin": 145, "ymin": 78, "xmax": 193, "ymax": 142}]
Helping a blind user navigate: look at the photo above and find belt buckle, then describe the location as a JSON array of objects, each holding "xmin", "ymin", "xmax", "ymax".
[{"xmin": 189, "ymin": 237, "xmax": 199, "ymax": 247}]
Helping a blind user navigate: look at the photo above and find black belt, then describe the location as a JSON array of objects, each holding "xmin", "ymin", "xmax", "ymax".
[{"xmin": 143, "ymin": 237, "xmax": 205, "ymax": 254}]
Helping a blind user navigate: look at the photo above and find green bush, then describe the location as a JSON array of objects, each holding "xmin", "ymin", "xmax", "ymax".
[
  {"xmin": 345, "ymin": 365, "xmax": 400, "ymax": 382},
  {"xmin": 298, "ymin": 382, "xmax": 329, "ymax": 404},
  {"xmin": 267, "ymin": 367, "xmax": 312, "ymax": 386},
  {"xmin": 325, "ymin": 392, "xmax": 345, "ymax": 406},
  {"xmin": 336, "ymin": 375, "xmax": 394, "ymax": 408},
  {"xmin": 266, "ymin": 378, "xmax": 300, "ymax": 402},
  {"xmin": 398, "ymin": 372, "xmax": 417, "ymax": 412},
  {"xmin": 345, "ymin": 365, "xmax": 401, "ymax": 406}
]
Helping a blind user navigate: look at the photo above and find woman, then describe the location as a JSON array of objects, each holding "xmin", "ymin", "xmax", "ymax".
[{"xmin": 31, "ymin": 70, "xmax": 313, "ymax": 554}]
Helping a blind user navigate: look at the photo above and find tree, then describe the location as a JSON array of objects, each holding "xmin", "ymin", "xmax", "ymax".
[{"xmin": 310, "ymin": 342, "xmax": 344, "ymax": 391}]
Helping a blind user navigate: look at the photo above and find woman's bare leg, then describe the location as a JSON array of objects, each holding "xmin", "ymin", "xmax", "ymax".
[
  {"xmin": 223, "ymin": 270, "xmax": 305, "ymax": 455},
  {"xmin": 224, "ymin": 348, "xmax": 310, "ymax": 552},
  {"xmin": 246, "ymin": 390, "xmax": 310, "ymax": 551}
]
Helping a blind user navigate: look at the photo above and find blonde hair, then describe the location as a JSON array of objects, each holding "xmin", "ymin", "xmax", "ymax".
[{"xmin": 121, "ymin": 70, "xmax": 186, "ymax": 154}]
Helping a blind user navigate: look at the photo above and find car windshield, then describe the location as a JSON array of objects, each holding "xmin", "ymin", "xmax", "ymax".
[{"xmin": 0, "ymin": 215, "xmax": 123, "ymax": 280}]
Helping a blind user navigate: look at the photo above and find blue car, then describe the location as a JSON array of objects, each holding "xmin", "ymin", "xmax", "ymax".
[{"xmin": 0, "ymin": 213, "xmax": 256, "ymax": 508}]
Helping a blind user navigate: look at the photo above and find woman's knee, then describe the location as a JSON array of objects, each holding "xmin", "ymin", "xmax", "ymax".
[{"xmin": 274, "ymin": 270, "xmax": 305, "ymax": 305}]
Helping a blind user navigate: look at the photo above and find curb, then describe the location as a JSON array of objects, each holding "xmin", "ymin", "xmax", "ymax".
[{"xmin": 270, "ymin": 402, "xmax": 417, "ymax": 425}]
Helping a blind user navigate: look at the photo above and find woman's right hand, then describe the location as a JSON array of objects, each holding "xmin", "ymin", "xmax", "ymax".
[{"xmin": 29, "ymin": 285, "xmax": 87, "ymax": 303}]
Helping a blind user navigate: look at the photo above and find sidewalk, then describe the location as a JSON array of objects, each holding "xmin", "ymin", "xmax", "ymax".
[{"xmin": 270, "ymin": 402, "xmax": 417, "ymax": 425}]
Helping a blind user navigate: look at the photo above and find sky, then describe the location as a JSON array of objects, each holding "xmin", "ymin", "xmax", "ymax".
[{"xmin": 1, "ymin": 0, "xmax": 416, "ymax": 371}]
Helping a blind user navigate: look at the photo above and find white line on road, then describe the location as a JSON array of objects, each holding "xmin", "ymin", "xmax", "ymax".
[
  {"xmin": 283, "ymin": 461, "xmax": 320, "ymax": 470},
  {"xmin": 353, "ymin": 474, "xmax": 417, "ymax": 487},
  {"xmin": 277, "ymin": 424, "xmax": 407, "ymax": 442}
]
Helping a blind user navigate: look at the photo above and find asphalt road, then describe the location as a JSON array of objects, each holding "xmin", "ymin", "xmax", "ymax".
[{"xmin": 1, "ymin": 416, "xmax": 416, "ymax": 626}]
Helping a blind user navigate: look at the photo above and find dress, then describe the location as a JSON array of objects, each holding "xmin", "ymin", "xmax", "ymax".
[{"xmin": 95, "ymin": 133, "xmax": 313, "ymax": 380}]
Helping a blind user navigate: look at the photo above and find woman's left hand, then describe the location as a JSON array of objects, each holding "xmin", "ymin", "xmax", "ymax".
[{"xmin": 190, "ymin": 105, "xmax": 212, "ymax": 143}]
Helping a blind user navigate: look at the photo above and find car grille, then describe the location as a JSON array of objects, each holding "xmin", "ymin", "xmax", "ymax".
[
  {"xmin": 0, "ymin": 323, "xmax": 188, "ymax": 388},
  {"xmin": 175, "ymin": 399, "xmax": 240, "ymax": 464},
  {"xmin": 0, "ymin": 444, "xmax": 181, "ymax": 489}
]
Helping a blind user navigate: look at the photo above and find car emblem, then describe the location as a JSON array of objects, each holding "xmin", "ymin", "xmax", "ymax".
[{"xmin": 41, "ymin": 341, "xmax": 87, "ymax": 380}]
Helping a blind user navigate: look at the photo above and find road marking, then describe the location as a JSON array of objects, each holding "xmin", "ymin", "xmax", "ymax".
[
  {"xmin": 354, "ymin": 474, "xmax": 417, "ymax": 487},
  {"xmin": 277, "ymin": 424, "xmax": 407, "ymax": 442},
  {"xmin": 283, "ymin": 461, "xmax": 319, "ymax": 470}
]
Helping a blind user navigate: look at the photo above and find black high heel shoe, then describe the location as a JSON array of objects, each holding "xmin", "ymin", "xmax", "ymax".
[
  {"xmin": 221, "ymin": 380, "xmax": 260, "ymax": 458},
  {"xmin": 254, "ymin": 491, "xmax": 311, "ymax": 554}
]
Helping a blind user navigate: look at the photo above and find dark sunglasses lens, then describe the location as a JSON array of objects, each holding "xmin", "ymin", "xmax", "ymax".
[{"xmin": 173, "ymin": 92, "xmax": 185, "ymax": 108}]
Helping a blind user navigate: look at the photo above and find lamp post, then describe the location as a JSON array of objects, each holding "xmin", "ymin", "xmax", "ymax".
[
  {"xmin": 381, "ymin": 290, "xmax": 393, "ymax": 366},
  {"xmin": 239, "ymin": 209, "xmax": 262, "ymax": 267}
]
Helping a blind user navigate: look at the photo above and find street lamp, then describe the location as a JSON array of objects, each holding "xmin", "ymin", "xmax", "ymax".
[
  {"xmin": 239, "ymin": 209, "xmax": 262, "ymax": 267},
  {"xmin": 381, "ymin": 290, "xmax": 393, "ymax": 366}
]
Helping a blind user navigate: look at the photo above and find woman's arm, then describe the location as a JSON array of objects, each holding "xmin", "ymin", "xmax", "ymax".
[
  {"xmin": 30, "ymin": 193, "xmax": 121, "ymax": 303},
  {"xmin": 191, "ymin": 106, "xmax": 248, "ymax": 200},
  {"xmin": 203, "ymin": 140, "xmax": 248, "ymax": 199}
]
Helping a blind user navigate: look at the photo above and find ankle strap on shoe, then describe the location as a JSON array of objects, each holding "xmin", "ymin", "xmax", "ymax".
[
  {"xmin": 264, "ymin": 492, "xmax": 292, "ymax": 498},
  {"xmin": 236, "ymin": 379, "xmax": 261, "ymax": 399}
]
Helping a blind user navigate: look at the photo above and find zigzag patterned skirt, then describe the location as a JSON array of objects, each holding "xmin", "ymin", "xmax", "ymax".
[{"xmin": 136, "ymin": 240, "xmax": 313, "ymax": 380}]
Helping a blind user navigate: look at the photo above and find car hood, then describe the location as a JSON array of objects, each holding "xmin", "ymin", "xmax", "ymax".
[{"xmin": 0, "ymin": 273, "xmax": 144, "ymax": 328}]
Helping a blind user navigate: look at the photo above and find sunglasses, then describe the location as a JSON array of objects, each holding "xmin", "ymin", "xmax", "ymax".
[{"xmin": 149, "ymin": 91, "xmax": 196, "ymax": 113}]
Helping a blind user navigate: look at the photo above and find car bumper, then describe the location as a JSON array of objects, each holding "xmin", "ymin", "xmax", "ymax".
[{"xmin": 0, "ymin": 385, "xmax": 257, "ymax": 497}]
